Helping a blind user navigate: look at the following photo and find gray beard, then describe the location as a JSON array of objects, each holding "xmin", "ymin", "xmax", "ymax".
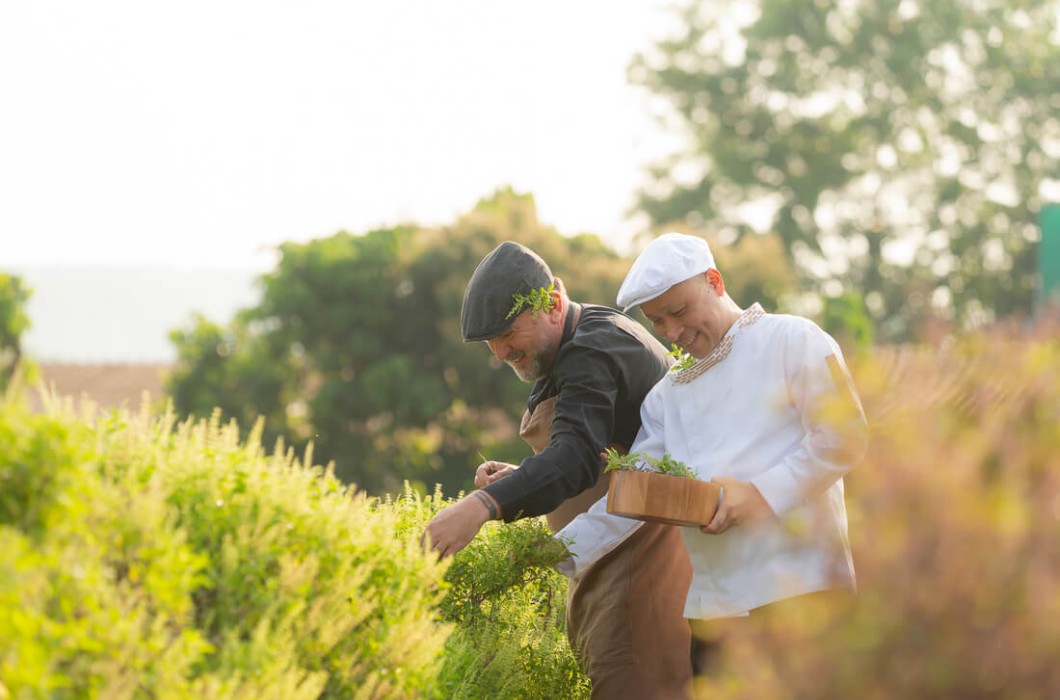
[{"xmin": 508, "ymin": 358, "xmax": 545, "ymax": 383}]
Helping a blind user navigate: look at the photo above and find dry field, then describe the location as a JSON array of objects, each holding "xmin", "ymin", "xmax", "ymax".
[{"xmin": 28, "ymin": 363, "xmax": 172, "ymax": 414}]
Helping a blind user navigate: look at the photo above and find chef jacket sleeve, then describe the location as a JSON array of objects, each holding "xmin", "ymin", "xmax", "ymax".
[{"xmin": 750, "ymin": 322, "xmax": 868, "ymax": 516}]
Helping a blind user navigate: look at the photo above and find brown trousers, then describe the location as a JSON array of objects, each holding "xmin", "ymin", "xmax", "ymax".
[{"xmin": 521, "ymin": 398, "xmax": 693, "ymax": 700}]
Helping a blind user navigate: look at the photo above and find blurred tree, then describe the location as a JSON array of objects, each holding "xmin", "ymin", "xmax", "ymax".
[
  {"xmin": 167, "ymin": 314, "xmax": 294, "ymax": 450},
  {"xmin": 166, "ymin": 189, "xmax": 631, "ymax": 497},
  {"xmin": 631, "ymin": 0, "xmax": 1060, "ymax": 340},
  {"xmin": 711, "ymin": 228, "xmax": 797, "ymax": 312},
  {"xmin": 0, "ymin": 273, "xmax": 32, "ymax": 392},
  {"xmin": 821, "ymin": 291, "xmax": 875, "ymax": 356}
]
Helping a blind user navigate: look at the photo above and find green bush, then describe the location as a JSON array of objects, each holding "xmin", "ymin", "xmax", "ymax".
[
  {"xmin": 0, "ymin": 400, "xmax": 221, "ymax": 698},
  {"xmin": 0, "ymin": 395, "xmax": 588, "ymax": 699},
  {"xmin": 390, "ymin": 487, "xmax": 589, "ymax": 699},
  {"xmin": 0, "ymin": 398, "xmax": 450, "ymax": 698}
]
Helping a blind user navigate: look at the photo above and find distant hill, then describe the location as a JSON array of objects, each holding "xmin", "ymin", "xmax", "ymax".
[{"xmin": 9, "ymin": 266, "xmax": 262, "ymax": 363}]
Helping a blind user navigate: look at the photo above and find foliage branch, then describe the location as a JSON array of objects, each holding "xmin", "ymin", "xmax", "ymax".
[
  {"xmin": 602, "ymin": 447, "xmax": 697, "ymax": 479},
  {"xmin": 666, "ymin": 343, "xmax": 697, "ymax": 371},
  {"xmin": 507, "ymin": 282, "xmax": 557, "ymax": 319}
]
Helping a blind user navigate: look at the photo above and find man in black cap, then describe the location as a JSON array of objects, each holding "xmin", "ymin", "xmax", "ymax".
[{"xmin": 424, "ymin": 241, "xmax": 694, "ymax": 699}]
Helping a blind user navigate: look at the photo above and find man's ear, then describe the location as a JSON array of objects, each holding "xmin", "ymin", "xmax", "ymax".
[
  {"xmin": 547, "ymin": 291, "xmax": 565, "ymax": 322},
  {"xmin": 707, "ymin": 269, "xmax": 726, "ymax": 296}
]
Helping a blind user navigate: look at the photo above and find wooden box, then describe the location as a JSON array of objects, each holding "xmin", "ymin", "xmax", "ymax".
[{"xmin": 606, "ymin": 469, "xmax": 721, "ymax": 527}]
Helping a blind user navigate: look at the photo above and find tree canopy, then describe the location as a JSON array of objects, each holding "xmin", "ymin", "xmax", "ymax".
[
  {"xmin": 166, "ymin": 190, "xmax": 637, "ymax": 496},
  {"xmin": 632, "ymin": 0, "xmax": 1060, "ymax": 339},
  {"xmin": 0, "ymin": 273, "xmax": 32, "ymax": 392}
]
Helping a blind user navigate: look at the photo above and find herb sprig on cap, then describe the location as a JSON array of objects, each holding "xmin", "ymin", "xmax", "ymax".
[{"xmin": 507, "ymin": 282, "xmax": 557, "ymax": 319}]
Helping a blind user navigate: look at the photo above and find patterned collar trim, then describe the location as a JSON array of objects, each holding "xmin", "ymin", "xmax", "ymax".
[{"xmin": 671, "ymin": 303, "xmax": 765, "ymax": 385}]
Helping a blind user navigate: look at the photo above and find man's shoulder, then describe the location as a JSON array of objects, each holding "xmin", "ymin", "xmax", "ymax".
[
  {"xmin": 746, "ymin": 312, "xmax": 838, "ymax": 359},
  {"xmin": 576, "ymin": 303, "xmax": 641, "ymax": 333},
  {"xmin": 752, "ymin": 311, "xmax": 824, "ymax": 338},
  {"xmin": 551, "ymin": 304, "xmax": 670, "ymax": 381},
  {"xmin": 578, "ymin": 303, "xmax": 625, "ymax": 323},
  {"xmin": 574, "ymin": 304, "xmax": 665, "ymax": 350}
]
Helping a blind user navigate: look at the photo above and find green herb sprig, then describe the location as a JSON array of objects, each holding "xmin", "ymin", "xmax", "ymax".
[
  {"xmin": 602, "ymin": 447, "xmax": 697, "ymax": 479},
  {"xmin": 507, "ymin": 282, "xmax": 557, "ymax": 319},
  {"xmin": 667, "ymin": 343, "xmax": 696, "ymax": 372}
]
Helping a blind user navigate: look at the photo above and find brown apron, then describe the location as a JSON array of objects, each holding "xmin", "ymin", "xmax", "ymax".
[
  {"xmin": 520, "ymin": 397, "xmax": 694, "ymax": 700},
  {"xmin": 519, "ymin": 396, "xmax": 612, "ymax": 534}
]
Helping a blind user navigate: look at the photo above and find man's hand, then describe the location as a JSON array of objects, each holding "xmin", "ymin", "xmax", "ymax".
[
  {"xmin": 701, "ymin": 476, "xmax": 774, "ymax": 535},
  {"xmin": 421, "ymin": 491, "xmax": 500, "ymax": 558},
  {"xmin": 474, "ymin": 460, "xmax": 517, "ymax": 488}
]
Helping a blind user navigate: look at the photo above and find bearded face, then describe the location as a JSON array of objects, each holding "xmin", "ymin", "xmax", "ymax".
[{"xmin": 486, "ymin": 311, "xmax": 561, "ymax": 382}]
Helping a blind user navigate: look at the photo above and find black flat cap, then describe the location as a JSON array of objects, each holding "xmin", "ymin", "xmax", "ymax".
[{"xmin": 461, "ymin": 241, "xmax": 554, "ymax": 341}]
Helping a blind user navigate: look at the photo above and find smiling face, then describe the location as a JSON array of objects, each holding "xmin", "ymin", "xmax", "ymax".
[
  {"xmin": 639, "ymin": 270, "xmax": 735, "ymax": 359},
  {"xmin": 485, "ymin": 300, "xmax": 564, "ymax": 382}
]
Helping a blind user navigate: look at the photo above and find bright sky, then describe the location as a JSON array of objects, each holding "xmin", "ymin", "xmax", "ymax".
[{"xmin": 1, "ymin": 1, "xmax": 683, "ymax": 271}]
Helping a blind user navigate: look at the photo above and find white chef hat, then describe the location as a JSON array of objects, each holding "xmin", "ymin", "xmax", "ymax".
[{"xmin": 616, "ymin": 232, "xmax": 717, "ymax": 311}]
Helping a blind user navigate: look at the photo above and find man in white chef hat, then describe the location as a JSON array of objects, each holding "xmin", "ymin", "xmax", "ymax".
[{"xmin": 557, "ymin": 232, "xmax": 868, "ymax": 675}]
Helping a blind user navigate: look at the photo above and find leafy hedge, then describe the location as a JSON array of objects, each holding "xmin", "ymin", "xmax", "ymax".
[
  {"xmin": 388, "ymin": 488, "xmax": 589, "ymax": 699},
  {"xmin": 0, "ymin": 397, "xmax": 586, "ymax": 699}
]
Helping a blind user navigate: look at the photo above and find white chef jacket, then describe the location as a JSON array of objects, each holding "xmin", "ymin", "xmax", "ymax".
[{"xmin": 557, "ymin": 304, "xmax": 867, "ymax": 620}]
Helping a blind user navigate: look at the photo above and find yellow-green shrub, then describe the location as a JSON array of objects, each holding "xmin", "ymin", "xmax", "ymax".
[
  {"xmin": 0, "ymin": 402, "xmax": 215, "ymax": 698},
  {"xmin": 384, "ymin": 485, "xmax": 590, "ymax": 699},
  {"xmin": 0, "ymin": 394, "xmax": 590, "ymax": 699},
  {"xmin": 0, "ymin": 398, "xmax": 451, "ymax": 699}
]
